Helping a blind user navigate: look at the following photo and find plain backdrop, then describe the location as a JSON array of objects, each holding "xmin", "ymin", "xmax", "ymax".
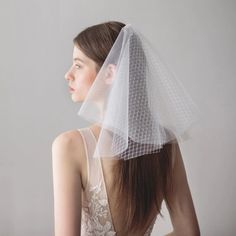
[{"xmin": 0, "ymin": 0, "xmax": 236, "ymax": 235}]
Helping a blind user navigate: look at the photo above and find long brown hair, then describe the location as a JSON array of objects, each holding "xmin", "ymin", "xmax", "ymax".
[{"xmin": 73, "ymin": 21, "xmax": 175, "ymax": 233}]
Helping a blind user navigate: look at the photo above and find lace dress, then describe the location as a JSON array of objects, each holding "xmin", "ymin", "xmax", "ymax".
[{"xmin": 78, "ymin": 127, "xmax": 157, "ymax": 236}]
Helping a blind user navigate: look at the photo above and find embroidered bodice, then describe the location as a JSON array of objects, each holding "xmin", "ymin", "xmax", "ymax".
[{"xmin": 78, "ymin": 127, "xmax": 157, "ymax": 235}]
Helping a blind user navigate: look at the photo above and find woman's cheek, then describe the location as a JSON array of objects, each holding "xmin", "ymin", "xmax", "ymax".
[{"xmin": 74, "ymin": 78, "xmax": 83, "ymax": 90}]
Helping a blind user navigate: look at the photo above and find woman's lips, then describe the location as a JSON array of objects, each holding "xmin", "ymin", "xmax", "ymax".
[{"xmin": 69, "ymin": 87, "xmax": 75, "ymax": 92}]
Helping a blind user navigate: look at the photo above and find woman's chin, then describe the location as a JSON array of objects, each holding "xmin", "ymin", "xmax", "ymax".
[{"xmin": 71, "ymin": 94, "xmax": 83, "ymax": 103}]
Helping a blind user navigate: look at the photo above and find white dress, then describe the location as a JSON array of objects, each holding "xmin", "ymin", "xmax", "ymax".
[{"xmin": 78, "ymin": 127, "xmax": 157, "ymax": 236}]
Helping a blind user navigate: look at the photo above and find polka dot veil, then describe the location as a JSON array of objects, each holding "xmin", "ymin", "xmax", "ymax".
[{"xmin": 77, "ymin": 24, "xmax": 200, "ymax": 160}]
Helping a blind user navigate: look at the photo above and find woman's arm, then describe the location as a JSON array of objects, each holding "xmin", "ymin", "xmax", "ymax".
[
  {"xmin": 52, "ymin": 131, "xmax": 83, "ymax": 236},
  {"xmin": 165, "ymin": 142, "xmax": 201, "ymax": 236}
]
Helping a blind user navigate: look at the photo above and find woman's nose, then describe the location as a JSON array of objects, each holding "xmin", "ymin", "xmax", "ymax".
[{"xmin": 64, "ymin": 68, "xmax": 74, "ymax": 81}]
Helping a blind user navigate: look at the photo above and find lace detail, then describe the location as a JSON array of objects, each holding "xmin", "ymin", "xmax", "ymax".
[{"xmin": 81, "ymin": 180, "xmax": 116, "ymax": 236}]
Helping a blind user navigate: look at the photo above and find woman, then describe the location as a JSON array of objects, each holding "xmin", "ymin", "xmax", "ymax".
[{"xmin": 52, "ymin": 21, "xmax": 200, "ymax": 236}]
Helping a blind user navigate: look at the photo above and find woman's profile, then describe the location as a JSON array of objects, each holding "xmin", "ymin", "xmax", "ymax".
[{"xmin": 52, "ymin": 21, "xmax": 200, "ymax": 236}]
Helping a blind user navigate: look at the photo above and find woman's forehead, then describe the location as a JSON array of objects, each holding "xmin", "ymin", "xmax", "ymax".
[{"xmin": 72, "ymin": 46, "xmax": 88, "ymax": 63}]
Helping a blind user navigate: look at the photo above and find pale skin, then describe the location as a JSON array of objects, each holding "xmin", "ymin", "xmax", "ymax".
[{"xmin": 52, "ymin": 45, "xmax": 200, "ymax": 236}]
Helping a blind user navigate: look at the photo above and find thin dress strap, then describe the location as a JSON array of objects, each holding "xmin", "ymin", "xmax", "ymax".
[{"xmin": 77, "ymin": 127, "xmax": 101, "ymax": 189}]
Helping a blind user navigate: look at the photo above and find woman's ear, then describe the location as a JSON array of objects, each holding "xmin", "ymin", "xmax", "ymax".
[{"xmin": 105, "ymin": 64, "xmax": 116, "ymax": 85}]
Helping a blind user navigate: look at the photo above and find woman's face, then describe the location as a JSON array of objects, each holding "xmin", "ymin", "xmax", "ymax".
[{"xmin": 65, "ymin": 45, "xmax": 98, "ymax": 102}]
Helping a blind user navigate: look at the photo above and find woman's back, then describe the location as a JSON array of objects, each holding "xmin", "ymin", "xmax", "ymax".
[
  {"xmin": 78, "ymin": 127, "xmax": 161, "ymax": 236},
  {"xmin": 52, "ymin": 126, "xmax": 200, "ymax": 235}
]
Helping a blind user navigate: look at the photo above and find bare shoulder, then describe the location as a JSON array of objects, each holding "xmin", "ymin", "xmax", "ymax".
[
  {"xmin": 52, "ymin": 129, "xmax": 83, "ymax": 149},
  {"xmin": 51, "ymin": 129, "xmax": 86, "ymax": 174}
]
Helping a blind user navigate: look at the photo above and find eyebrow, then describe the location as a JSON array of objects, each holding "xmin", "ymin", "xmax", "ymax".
[{"xmin": 73, "ymin": 57, "xmax": 85, "ymax": 63}]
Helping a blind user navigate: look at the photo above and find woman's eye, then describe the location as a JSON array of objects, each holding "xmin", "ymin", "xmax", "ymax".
[{"xmin": 75, "ymin": 64, "xmax": 82, "ymax": 69}]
